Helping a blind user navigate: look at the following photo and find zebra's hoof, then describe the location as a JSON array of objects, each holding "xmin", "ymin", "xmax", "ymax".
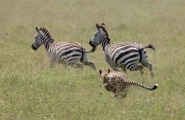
[{"xmin": 92, "ymin": 66, "xmax": 96, "ymax": 70}]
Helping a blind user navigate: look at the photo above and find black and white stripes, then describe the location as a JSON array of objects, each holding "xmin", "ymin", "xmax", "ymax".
[
  {"xmin": 89, "ymin": 23, "xmax": 155, "ymax": 77},
  {"xmin": 32, "ymin": 27, "xmax": 96, "ymax": 70}
]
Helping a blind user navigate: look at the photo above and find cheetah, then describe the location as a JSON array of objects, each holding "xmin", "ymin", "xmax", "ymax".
[{"xmin": 99, "ymin": 68, "xmax": 158, "ymax": 98}]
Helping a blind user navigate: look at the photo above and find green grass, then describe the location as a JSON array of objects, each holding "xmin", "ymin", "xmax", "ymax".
[{"xmin": 0, "ymin": 0, "xmax": 185, "ymax": 119}]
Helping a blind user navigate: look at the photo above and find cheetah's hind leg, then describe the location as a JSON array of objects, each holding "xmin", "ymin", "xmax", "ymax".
[
  {"xmin": 121, "ymin": 92, "xmax": 127, "ymax": 98},
  {"xmin": 122, "ymin": 86, "xmax": 129, "ymax": 98}
]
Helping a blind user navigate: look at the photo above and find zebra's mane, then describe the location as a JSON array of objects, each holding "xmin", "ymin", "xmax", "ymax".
[
  {"xmin": 100, "ymin": 23, "xmax": 110, "ymax": 44},
  {"xmin": 39, "ymin": 27, "xmax": 54, "ymax": 42}
]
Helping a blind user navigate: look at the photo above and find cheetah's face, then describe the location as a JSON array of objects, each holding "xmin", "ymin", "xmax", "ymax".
[{"xmin": 99, "ymin": 68, "xmax": 111, "ymax": 79}]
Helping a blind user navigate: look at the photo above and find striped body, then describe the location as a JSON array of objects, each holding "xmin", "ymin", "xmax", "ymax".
[
  {"xmin": 99, "ymin": 69, "xmax": 158, "ymax": 98},
  {"xmin": 32, "ymin": 27, "xmax": 96, "ymax": 70},
  {"xmin": 89, "ymin": 23, "xmax": 155, "ymax": 77},
  {"xmin": 104, "ymin": 42, "xmax": 147, "ymax": 71},
  {"xmin": 45, "ymin": 41, "xmax": 86, "ymax": 66}
]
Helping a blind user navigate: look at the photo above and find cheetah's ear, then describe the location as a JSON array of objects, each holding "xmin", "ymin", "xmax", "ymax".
[
  {"xmin": 96, "ymin": 24, "xmax": 100, "ymax": 30},
  {"xmin": 107, "ymin": 68, "xmax": 110, "ymax": 73},
  {"xmin": 99, "ymin": 70, "xmax": 102, "ymax": 74}
]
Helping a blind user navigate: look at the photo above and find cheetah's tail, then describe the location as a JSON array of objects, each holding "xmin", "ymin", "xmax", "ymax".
[{"xmin": 128, "ymin": 81, "xmax": 158, "ymax": 91}]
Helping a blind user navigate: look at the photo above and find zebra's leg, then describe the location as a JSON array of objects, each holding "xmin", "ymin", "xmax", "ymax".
[
  {"xmin": 83, "ymin": 61, "xmax": 96, "ymax": 70},
  {"xmin": 68, "ymin": 61, "xmax": 83, "ymax": 69},
  {"xmin": 138, "ymin": 65, "xmax": 144, "ymax": 75},
  {"xmin": 105, "ymin": 56, "xmax": 119, "ymax": 71},
  {"xmin": 61, "ymin": 63, "xmax": 67, "ymax": 68},
  {"xmin": 74, "ymin": 63, "xmax": 83, "ymax": 69},
  {"xmin": 141, "ymin": 62, "xmax": 153, "ymax": 77},
  {"xmin": 110, "ymin": 66, "xmax": 119, "ymax": 71},
  {"xmin": 128, "ymin": 64, "xmax": 143, "ymax": 75},
  {"xmin": 58, "ymin": 59, "xmax": 68, "ymax": 68},
  {"xmin": 49, "ymin": 61, "xmax": 55, "ymax": 68},
  {"xmin": 148, "ymin": 63, "xmax": 153, "ymax": 78},
  {"xmin": 81, "ymin": 53, "xmax": 96, "ymax": 70},
  {"xmin": 122, "ymin": 66, "xmax": 127, "ymax": 74}
]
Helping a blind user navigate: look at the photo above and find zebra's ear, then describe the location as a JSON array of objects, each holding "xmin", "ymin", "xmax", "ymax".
[
  {"xmin": 107, "ymin": 68, "xmax": 110, "ymax": 73},
  {"xmin": 35, "ymin": 27, "xmax": 39, "ymax": 33},
  {"xmin": 99, "ymin": 70, "xmax": 102, "ymax": 74},
  {"xmin": 96, "ymin": 24, "xmax": 100, "ymax": 30},
  {"xmin": 101, "ymin": 23, "xmax": 105, "ymax": 28}
]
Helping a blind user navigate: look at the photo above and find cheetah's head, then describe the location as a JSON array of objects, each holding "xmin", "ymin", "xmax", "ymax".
[{"xmin": 99, "ymin": 68, "xmax": 110, "ymax": 79}]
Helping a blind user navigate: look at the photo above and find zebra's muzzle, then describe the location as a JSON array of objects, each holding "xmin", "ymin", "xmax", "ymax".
[
  {"xmin": 89, "ymin": 41, "xmax": 94, "ymax": 48},
  {"xmin": 31, "ymin": 44, "xmax": 37, "ymax": 50}
]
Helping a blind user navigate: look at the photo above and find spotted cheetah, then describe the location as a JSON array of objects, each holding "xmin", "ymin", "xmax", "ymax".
[{"xmin": 99, "ymin": 68, "xmax": 158, "ymax": 98}]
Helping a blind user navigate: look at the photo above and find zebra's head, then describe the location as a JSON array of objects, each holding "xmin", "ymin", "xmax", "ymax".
[
  {"xmin": 31, "ymin": 27, "xmax": 44, "ymax": 50},
  {"xmin": 89, "ymin": 23, "xmax": 110, "ymax": 48}
]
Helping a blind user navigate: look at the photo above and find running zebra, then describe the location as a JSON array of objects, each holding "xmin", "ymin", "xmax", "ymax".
[
  {"xmin": 89, "ymin": 23, "xmax": 155, "ymax": 77},
  {"xmin": 31, "ymin": 27, "xmax": 96, "ymax": 70}
]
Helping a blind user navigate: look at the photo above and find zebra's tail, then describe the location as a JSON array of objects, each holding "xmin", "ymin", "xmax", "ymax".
[
  {"xmin": 127, "ymin": 81, "xmax": 158, "ymax": 91},
  {"xmin": 83, "ymin": 46, "xmax": 97, "ymax": 53},
  {"xmin": 80, "ymin": 46, "xmax": 96, "ymax": 62},
  {"xmin": 140, "ymin": 44, "xmax": 155, "ymax": 51}
]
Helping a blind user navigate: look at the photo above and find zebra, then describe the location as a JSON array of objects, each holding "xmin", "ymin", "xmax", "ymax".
[
  {"xmin": 89, "ymin": 23, "xmax": 155, "ymax": 77},
  {"xmin": 31, "ymin": 27, "xmax": 96, "ymax": 70}
]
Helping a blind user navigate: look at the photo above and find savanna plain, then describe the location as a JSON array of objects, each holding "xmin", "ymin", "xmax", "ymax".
[{"xmin": 0, "ymin": 0, "xmax": 185, "ymax": 119}]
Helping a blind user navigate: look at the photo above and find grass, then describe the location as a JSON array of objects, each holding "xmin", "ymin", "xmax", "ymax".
[{"xmin": 0, "ymin": 0, "xmax": 185, "ymax": 119}]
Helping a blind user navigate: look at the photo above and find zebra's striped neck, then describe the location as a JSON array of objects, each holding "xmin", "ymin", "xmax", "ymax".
[
  {"xmin": 42, "ymin": 33, "xmax": 54, "ymax": 51},
  {"xmin": 101, "ymin": 33, "xmax": 109, "ymax": 51}
]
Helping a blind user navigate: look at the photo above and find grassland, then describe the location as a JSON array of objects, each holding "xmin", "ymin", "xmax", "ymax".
[{"xmin": 0, "ymin": 0, "xmax": 185, "ymax": 119}]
